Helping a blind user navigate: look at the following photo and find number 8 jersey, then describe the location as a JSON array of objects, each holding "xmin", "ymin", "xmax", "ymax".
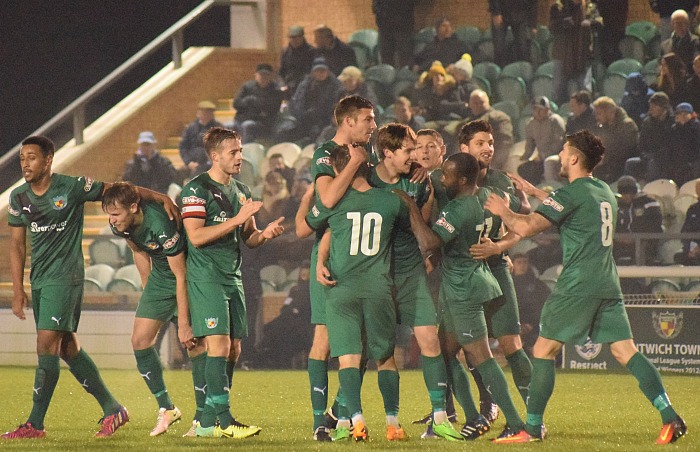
[{"xmin": 535, "ymin": 177, "xmax": 623, "ymax": 298}]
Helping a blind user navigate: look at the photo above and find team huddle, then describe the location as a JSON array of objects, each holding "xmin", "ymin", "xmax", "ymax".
[{"xmin": 3, "ymin": 94, "xmax": 687, "ymax": 445}]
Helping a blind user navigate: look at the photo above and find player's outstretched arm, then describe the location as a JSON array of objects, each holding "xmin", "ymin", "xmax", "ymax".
[
  {"xmin": 485, "ymin": 193, "xmax": 552, "ymax": 238},
  {"xmin": 296, "ymin": 183, "xmax": 316, "ymax": 238},
  {"xmin": 184, "ymin": 199, "xmax": 262, "ymax": 247},
  {"xmin": 126, "ymin": 240, "xmax": 151, "ymax": 288},
  {"xmin": 506, "ymin": 172, "xmax": 549, "ymax": 202},
  {"xmin": 9, "ymin": 226, "xmax": 28, "ymax": 320},
  {"xmin": 316, "ymin": 144, "xmax": 367, "ymax": 208},
  {"xmin": 243, "ymin": 215, "xmax": 285, "ymax": 248}
]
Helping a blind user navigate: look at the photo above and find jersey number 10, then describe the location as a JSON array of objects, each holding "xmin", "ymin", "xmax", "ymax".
[{"xmin": 347, "ymin": 212, "xmax": 383, "ymax": 256}]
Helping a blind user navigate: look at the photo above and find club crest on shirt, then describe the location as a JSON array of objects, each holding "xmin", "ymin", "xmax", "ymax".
[
  {"xmin": 542, "ymin": 197, "xmax": 564, "ymax": 212},
  {"xmin": 8, "ymin": 205, "xmax": 20, "ymax": 217},
  {"xmin": 145, "ymin": 241, "xmax": 159, "ymax": 250},
  {"xmin": 52, "ymin": 195, "xmax": 67, "ymax": 210},
  {"xmin": 238, "ymin": 193, "xmax": 247, "ymax": 205},
  {"xmin": 653, "ymin": 311, "xmax": 683, "ymax": 339},
  {"xmin": 206, "ymin": 317, "xmax": 218, "ymax": 329}
]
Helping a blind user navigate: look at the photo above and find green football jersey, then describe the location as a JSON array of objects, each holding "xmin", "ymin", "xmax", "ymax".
[
  {"xmin": 535, "ymin": 177, "xmax": 622, "ymax": 298},
  {"xmin": 368, "ymin": 166, "xmax": 429, "ymax": 274},
  {"xmin": 305, "ymin": 187, "xmax": 408, "ymax": 299},
  {"xmin": 432, "ymin": 187, "xmax": 501, "ymax": 303},
  {"xmin": 431, "ymin": 168, "xmax": 449, "ymax": 211},
  {"xmin": 481, "ymin": 169, "xmax": 522, "ymax": 268},
  {"xmin": 311, "ymin": 140, "xmax": 338, "ymax": 182},
  {"xmin": 110, "ymin": 201, "xmax": 185, "ymax": 282},
  {"xmin": 8, "ymin": 174, "xmax": 104, "ymax": 288},
  {"xmin": 180, "ymin": 172, "xmax": 252, "ymax": 283}
]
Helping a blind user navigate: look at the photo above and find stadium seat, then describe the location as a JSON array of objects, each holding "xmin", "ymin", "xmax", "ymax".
[
  {"xmin": 494, "ymin": 76, "xmax": 527, "ymax": 105},
  {"xmin": 260, "ymin": 264, "xmax": 287, "ymax": 291},
  {"xmin": 89, "ymin": 237, "xmax": 127, "ymax": 268},
  {"xmin": 395, "ymin": 66, "xmax": 419, "ymax": 82},
  {"xmin": 535, "ymin": 61, "xmax": 555, "ymax": 77},
  {"xmin": 365, "ymin": 64, "xmax": 396, "ymax": 86},
  {"xmin": 349, "ymin": 29, "xmax": 378, "ymax": 54},
  {"xmin": 349, "ymin": 41, "xmax": 373, "ymax": 69},
  {"xmin": 293, "ymin": 156, "xmax": 311, "ymax": 171},
  {"xmin": 648, "ymin": 278, "xmax": 681, "ymax": 294},
  {"xmin": 625, "ymin": 21, "xmax": 658, "ymax": 46},
  {"xmin": 683, "ymin": 280, "xmax": 700, "ymax": 292},
  {"xmin": 679, "ymin": 178, "xmax": 700, "ymax": 196},
  {"xmin": 392, "ymin": 79, "xmax": 414, "ymax": 99},
  {"xmin": 167, "ymin": 183, "xmax": 181, "ymax": 201},
  {"xmin": 473, "ymin": 61, "xmax": 501, "ymax": 84},
  {"xmin": 657, "ymin": 240, "xmax": 684, "ymax": 265},
  {"xmin": 492, "ymin": 100, "xmax": 520, "ymax": 123},
  {"xmin": 501, "ymin": 61, "xmax": 534, "ymax": 83},
  {"xmin": 107, "ymin": 264, "xmax": 142, "ymax": 292},
  {"xmin": 236, "ymin": 157, "xmax": 257, "ymax": 188},
  {"xmin": 600, "ymin": 72, "xmax": 628, "ymax": 104},
  {"xmin": 85, "ymin": 264, "xmax": 116, "ymax": 292},
  {"xmin": 473, "ymin": 76, "xmax": 492, "ymax": 97},
  {"xmin": 510, "ymin": 238, "xmax": 539, "ymax": 255},
  {"xmin": 673, "ymin": 194, "xmax": 697, "ymax": 221},
  {"xmin": 473, "ymin": 39, "xmax": 495, "ymax": 63},
  {"xmin": 413, "ymin": 26, "xmax": 436, "ymax": 54},
  {"xmin": 540, "ymin": 264, "xmax": 562, "ymax": 281},
  {"xmin": 530, "ymin": 74, "xmax": 554, "ymax": 100},
  {"xmin": 454, "ymin": 25, "xmax": 482, "ymax": 50},
  {"xmin": 606, "ymin": 58, "xmax": 643, "ymax": 76},
  {"xmin": 643, "ymin": 178, "xmax": 679, "ymax": 200},
  {"xmin": 618, "ymin": 35, "xmax": 646, "ymax": 63},
  {"xmin": 557, "ymin": 101, "xmax": 571, "ymax": 119},
  {"xmin": 266, "ymin": 142, "xmax": 301, "ymax": 166},
  {"xmin": 300, "ymin": 143, "xmax": 316, "ymax": 159},
  {"xmin": 242, "ymin": 142, "xmax": 266, "ymax": 168}
]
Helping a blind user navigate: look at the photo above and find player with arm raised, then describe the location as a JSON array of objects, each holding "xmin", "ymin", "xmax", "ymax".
[
  {"xmin": 4, "ymin": 136, "xmax": 178, "ymax": 439},
  {"xmin": 485, "ymin": 130, "xmax": 686, "ymax": 444},
  {"xmin": 180, "ymin": 127, "xmax": 283, "ymax": 439}
]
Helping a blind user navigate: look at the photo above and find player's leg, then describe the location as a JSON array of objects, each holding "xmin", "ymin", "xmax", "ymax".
[
  {"xmin": 307, "ymin": 325, "xmax": 332, "ymax": 437},
  {"xmin": 184, "ymin": 342, "xmax": 207, "ymax": 437},
  {"xmin": 337, "ymin": 354, "xmax": 365, "ymax": 441},
  {"xmin": 225, "ymin": 283, "xmax": 247, "ymax": 389}
]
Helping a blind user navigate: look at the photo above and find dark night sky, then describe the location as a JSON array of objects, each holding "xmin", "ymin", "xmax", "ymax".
[{"xmin": 1, "ymin": 0, "xmax": 229, "ymax": 155}]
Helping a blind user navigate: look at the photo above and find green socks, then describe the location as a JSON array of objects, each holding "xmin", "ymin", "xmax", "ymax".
[
  {"xmin": 226, "ymin": 359, "xmax": 235, "ymax": 389},
  {"xmin": 308, "ymin": 358, "xmax": 329, "ymax": 429},
  {"xmin": 190, "ymin": 352, "xmax": 207, "ymax": 422},
  {"xmin": 27, "ymin": 355, "xmax": 60, "ymax": 430},
  {"xmin": 67, "ymin": 349, "xmax": 120, "ymax": 416},
  {"xmin": 448, "ymin": 358, "xmax": 479, "ymax": 420},
  {"xmin": 202, "ymin": 356, "xmax": 233, "ymax": 429},
  {"xmin": 134, "ymin": 347, "xmax": 172, "ymax": 409},
  {"xmin": 626, "ymin": 352, "xmax": 677, "ymax": 423},
  {"xmin": 338, "ymin": 368, "xmax": 363, "ymax": 419},
  {"xmin": 378, "ymin": 369, "xmax": 400, "ymax": 417},
  {"xmin": 506, "ymin": 348, "xmax": 532, "ymax": 403},
  {"xmin": 525, "ymin": 357, "xmax": 556, "ymax": 432},
  {"xmin": 476, "ymin": 358, "xmax": 524, "ymax": 430},
  {"xmin": 421, "ymin": 354, "xmax": 448, "ymax": 413}
]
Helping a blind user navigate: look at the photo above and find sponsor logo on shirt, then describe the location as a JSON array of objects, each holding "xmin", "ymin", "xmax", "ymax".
[
  {"xmin": 162, "ymin": 232, "xmax": 180, "ymax": 250},
  {"xmin": 316, "ymin": 156, "xmax": 330, "ymax": 167},
  {"xmin": 8, "ymin": 205, "xmax": 20, "ymax": 217},
  {"xmin": 206, "ymin": 317, "xmax": 219, "ymax": 329},
  {"xmin": 83, "ymin": 176, "xmax": 94, "ymax": 192},
  {"xmin": 542, "ymin": 197, "xmax": 564, "ymax": 212},
  {"xmin": 435, "ymin": 216, "xmax": 454, "ymax": 233},
  {"xmin": 181, "ymin": 196, "xmax": 206, "ymax": 205},
  {"xmin": 214, "ymin": 211, "xmax": 228, "ymax": 223},
  {"xmin": 30, "ymin": 220, "xmax": 68, "ymax": 233},
  {"xmin": 52, "ymin": 195, "xmax": 67, "ymax": 210}
]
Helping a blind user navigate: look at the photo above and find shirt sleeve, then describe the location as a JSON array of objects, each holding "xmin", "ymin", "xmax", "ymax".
[
  {"xmin": 75, "ymin": 176, "xmax": 104, "ymax": 203},
  {"xmin": 158, "ymin": 220, "xmax": 186, "ymax": 257},
  {"xmin": 535, "ymin": 186, "xmax": 574, "ymax": 226},
  {"xmin": 180, "ymin": 184, "xmax": 208, "ymax": 220},
  {"xmin": 305, "ymin": 201, "xmax": 330, "ymax": 231},
  {"xmin": 431, "ymin": 202, "xmax": 461, "ymax": 245},
  {"xmin": 311, "ymin": 148, "xmax": 335, "ymax": 181},
  {"xmin": 7, "ymin": 193, "xmax": 24, "ymax": 227}
]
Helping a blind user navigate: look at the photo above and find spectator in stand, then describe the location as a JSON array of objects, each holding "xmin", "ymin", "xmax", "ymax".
[
  {"xmin": 488, "ymin": 0, "xmax": 538, "ymax": 67},
  {"xmin": 313, "ymin": 25, "xmax": 357, "ymax": 77},
  {"xmin": 411, "ymin": 60, "xmax": 459, "ymax": 123},
  {"xmin": 624, "ymin": 92, "xmax": 674, "ymax": 183},
  {"xmin": 444, "ymin": 54, "xmax": 477, "ymax": 118},
  {"xmin": 666, "ymin": 9, "xmax": 700, "ymax": 73},
  {"xmin": 565, "ymin": 90, "xmax": 597, "ymax": 134},
  {"xmin": 257, "ymin": 170, "xmax": 297, "ymax": 232},
  {"xmin": 663, "ymin": 102, "xmax": 700, "ymax": 186},
  {"xmin": 613, "ymin": 175, "xmax": 663, "ymax": 266},
  {"xmin": 274, "ymin": 57, "xmax": 341, "ymax": 145},
  {"xmin": 511, "ymin": 253, "xmax": 549, "ymax": 357},
  {"xmin": 412, "ymin": 17, "xmax": 469, "ymax": 72},
  {"xmin": 687, "ymin": 54, "xmax": 700, "ymax": 111},
  {"xmin": 390, "ymin": 96, "xmax": 426, "ymax": 130},
  {"xmin": 461, "ymin": 89, "xmax": 514, "ymax": 169},
  {"xmin": 550, "ymin": 0, "xmax": 593, "ymax": 106},
  {"xmin": 595, "ymin": 0, "xmax": 628, "ymax": 66},
  {"xmin": 676, "ymin": 179, "xmax": 700, "ymax": 265},
  {"xmin": 652, "ymin": 52, "xmax": 691, "ymax": 107},
  {"xmin": 334, "ymin": 66, "xmax": 379, "ymax": 107},
  {"xmin": 518, "ymin": 96, "xmax": 566, "ymax": 185},
  {"xmin": 372, "ymin": 0, "xmax": 417, "ymax": 68},
  {"xmin": 279, "ymin": 25, "xmax": 315, "ymax": 100},
  {"xmin": 179, "ymin": 100, "xmax": 222, "ymax": 177},
  {"xmin": 123, "ymin": 131, "xmax": 179, "ymax": 195},
  {"xmin": 650, "ymin": 0, "xmax": 700, "ymax": 42},
  {"xmin": 620, "ymin": 72, "xmax": 655, "ymax": 128},
  {"xmin": 591, "ymin": 96, "xmax": 639, "ymax": 182},
  {"xmin": 231, "ymin": 64, "xmax": 283, "ymax": 144},
  {"xmin": 267, "ymin": 153, "xmax": 296, "ymax": 193}
]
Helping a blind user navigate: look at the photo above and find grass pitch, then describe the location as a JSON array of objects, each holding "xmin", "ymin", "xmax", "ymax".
[{"xmin": 0, "ymin": 367, "xmax": 696, "ymax": 451}]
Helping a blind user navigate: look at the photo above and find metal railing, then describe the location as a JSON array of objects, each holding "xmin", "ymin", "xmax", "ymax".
[{"xmin": 0, "ymin": 0, "xmax": 244, "ymax": 193}]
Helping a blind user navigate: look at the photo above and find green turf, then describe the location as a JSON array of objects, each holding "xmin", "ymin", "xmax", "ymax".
[{"xmin": 0, "ymin": 367, "xmax": 696, "ymax": 451}]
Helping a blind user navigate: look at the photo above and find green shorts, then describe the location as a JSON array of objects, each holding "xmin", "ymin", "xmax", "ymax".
[
  {"xmin": 485, "ymin": 264, "xmax": 521, "ymax": 338},
  {"xmin": 326, "ymin": 293, "xmax": 396, "ymax": 360},
  {"xmin": 309, "ymin": 246, "xmax": 327, "ymax": 325},
  {"xmin": 135, "ymin": 276, "xmax": 177, "ymax": 322},
  {"xmin": 539, "ymin": 294, "xmax": 633, "ymax": 345},
  {"xmin": 32, "ymin": 285, "xmax": 82, "ymax": 332},
  {"xmin": 188, "ymin": 281, "xmax": 248, "ymax": 339},
  {"xmin": 439, "ymin": 293, "xmax": 491, "ymax": 346},
  {"xmin": 394, "ymin": 269, "xmax": 437, "ymax": 327}
]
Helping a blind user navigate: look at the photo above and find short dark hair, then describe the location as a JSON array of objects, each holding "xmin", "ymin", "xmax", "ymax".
[
  {"xmin": 329, "ymin": 144, "xmax": 369, "ymax": 179},
  {"xmin": 416, "ymin": 128, "xmax": 444, "ymax": 144},
  {"xmin": 446, "ymin": 152, "xmax": 480, "ymax": 185},
  {"xmin": 458, "ymin": 119, "xmax": 492, "ymax": 146},
  {"xmin": 334, "ymin": 95, "xmax": 374, "ymax": 126},
  {"xmin": 570, "ymin": 90, "xmax": 592, "ymax": 106},
  {"xmin": 566, "ymin": 130, "xmax": 605, "ymax": 171},
  {"xmin": 376, "ymin": 123, "xmax": 416, "ymax": 160},
  {"xmin": 22, "ymin": 136, "xmax": 55, "ymax": 157},
  {"xmin": 203, "ymin": 127, "xmax": 241, "ymax": 157},
  {"xmin": 102, "ymin": 181, "xmax": 141, "ymax": 212}
]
